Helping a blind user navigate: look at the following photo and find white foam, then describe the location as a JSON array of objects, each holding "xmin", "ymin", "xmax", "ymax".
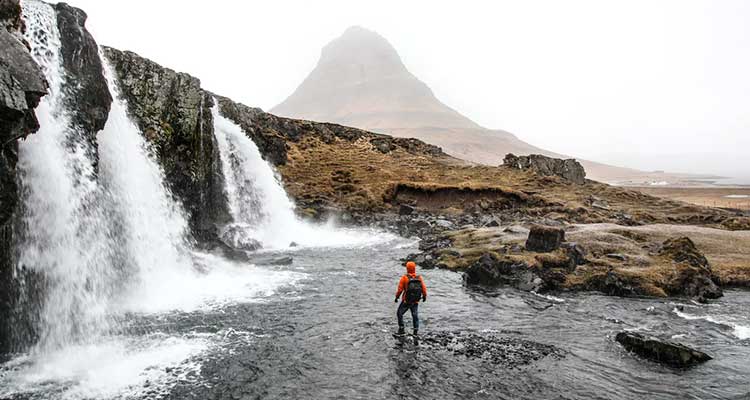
[
  {"xmin": 0, "ymin": 335, "xmax": 207, "ymax": 400},
  {"xmin": 120, "ymin": 251, "xmax": 306, "ymax": 314},
  {"xmin": 19, "ymin": 0, "xmax": 117, "ymax": 351},
  {"xmin": 724, "ymin": 194, "xmax": 749, "ymax": 199},
  {"xmin": 532, "ymin": 292, "xmax": 566, "ymax": 303},
  {"xmin": 673, "ymin": 308, "xmax": 750, "ymax": 339}
]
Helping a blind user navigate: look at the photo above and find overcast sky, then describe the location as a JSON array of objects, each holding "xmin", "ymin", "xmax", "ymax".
[{"xmin": 61, "ymin": 0, "xmax": 749, "ymax": 179}]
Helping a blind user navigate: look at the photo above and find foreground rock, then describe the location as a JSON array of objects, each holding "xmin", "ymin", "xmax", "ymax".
[
  {"xmin": 419, "ymin": 331, "xmax": 562, "ymax": 367},
  {"xmin": 408, "ymin": 222, "xmax": 734, "ymax": 300},
  {"xmin": 504, "ymin": 153, "xmax": 586, "ymax": 184},
  {"xmin": 615, "ymin": 331, "xmax": 711, "ymax": 368}
]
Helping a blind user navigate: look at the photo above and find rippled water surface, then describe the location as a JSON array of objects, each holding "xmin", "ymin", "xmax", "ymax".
[{"xmin": 2, "ymin": 238, "xmax": 749, "ymax": 399}]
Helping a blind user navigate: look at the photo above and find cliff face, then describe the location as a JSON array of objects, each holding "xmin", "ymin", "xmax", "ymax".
[
  {"xmin": 102, "ymin": 46, "xmax": 447, "ymax": 239},
  {"xmin": 102, "ymin": 47, "xmax": 230, "ymax": 240},
  {"xmin": 0, "ymin": 0, "xmax": 46, "ymax": 353},
  {"xmin": 53, "ymin": 3, "xmax": 110, "ymax": 154}
]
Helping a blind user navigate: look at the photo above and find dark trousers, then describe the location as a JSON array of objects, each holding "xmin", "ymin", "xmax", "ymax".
[{"xmin": 397, "ymin": 302, "xmax": 419, "ymax": 330}]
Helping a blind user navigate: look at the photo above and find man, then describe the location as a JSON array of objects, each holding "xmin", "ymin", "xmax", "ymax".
[{"xmin": 394, "ymin": 261, "xmax": 427, "ymax": 336}]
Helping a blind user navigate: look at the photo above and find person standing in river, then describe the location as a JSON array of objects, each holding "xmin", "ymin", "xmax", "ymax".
[{"xmin": 395, "ymin": 261, "xmax": 427, "ymax": 336}]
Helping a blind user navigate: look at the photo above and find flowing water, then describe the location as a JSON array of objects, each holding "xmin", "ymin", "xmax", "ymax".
[
  {"xmin": 16, "ymin": 0, "xmax": 117, "ymax": 353},
  {"xmin": 2, "ymin": 240, "xmax": 749, "ymax": 400},
  {"xmin": 2, "ymin": 2, "xmax": 749, "ymax": 399},
  {"xmin": 212, "ymin": 103, "xmax": 384, "ymax": 250}
]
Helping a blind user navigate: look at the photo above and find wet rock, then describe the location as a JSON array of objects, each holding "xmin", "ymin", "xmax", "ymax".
[
  {"xmin": 403, "ymin": 253, "xmax": 435, "ymax": 269},
  {"xmin": 54, "ymin": 3, "xmax": 111, "ymax": 148},
  {"xmin": 248, "ymin": 255, "xmax": 293, "ymax": 266},
  {"xmin": 103, "ymin": 47, "xmax": 230, "ymax": 239},
  {"xmin": 615, "ymin": 331, "xmax": 711, "ymax": 368},
  {"xmin": 503, "ymin": 153, "xmax": 586, "ymax": 184},
  {"xmin": 598, "ymin": 271, "xmax": 641, "ymax": 297},
  {"xmin": 419, "ymin": 331, "xmax": 562, "ymax": 367},
  {"xmin": 561, "ymin": 242, "xmax": 587, "ymax": 266},
  {"xmin": 0, "ymin": 0, "xmax": 47, "ymax": 354},
  {"xmin": 434, "ymin": 218, "xmax": 453, "ymax": 229},
  {"xmin": 659, "ymin": 236, "xmax": 722, "ymax": 301},
  {"xmin": 606, "ymin": 253, "xmax": 628, "ymax": 262},
  {"xmin": 484, "ymin": 218, "xmax": 501, "ymax": 227},
  {"xmin": 525, "ymin": 225, "xmax": 565, "ymax": 252},
  {"xmin": 398, "ymin": 204, "xmax": 415, "ymax": 216},
  {"xmin": 219, "ymin": 225, "xmax": 262, "ymax": 252},
  {"xmin": 463, "ymin": 253, "xmax": 541, "ymax": 292}
]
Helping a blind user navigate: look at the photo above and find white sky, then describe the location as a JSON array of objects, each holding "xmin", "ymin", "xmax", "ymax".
[{"xmin": 61, "ymin": 0, "xmax": 750, "ymax": 179}]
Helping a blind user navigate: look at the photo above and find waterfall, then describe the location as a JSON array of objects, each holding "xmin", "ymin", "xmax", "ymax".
[
  {"xmin": 212, "ymin": 103, "xmax": 392, "ymax": 250},
  {"xmin": 97, "ymin": 56, "xmax": 195, "ymax": 311},
  {"xmin": 16, "ymin": 0, "xmax": 197, "ymax": 351},
  {"xmin": 18, "ymin": 0, "xmax": 117, "ymax": 353}
]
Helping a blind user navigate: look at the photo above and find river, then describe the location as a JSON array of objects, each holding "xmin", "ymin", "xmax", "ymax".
[{"xmin": 3, "ymin": 236, "xmax": 748, "ymax": 400}]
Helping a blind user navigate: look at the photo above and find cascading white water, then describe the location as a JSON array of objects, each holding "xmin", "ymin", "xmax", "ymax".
[
  {"xmin": 212, "ymin": 103, "xmax": 393, "ymax": 250},
  {"xmin": 97, "ymin": 56, "xmax": 195, "ymax": 310},
  {"xmin": 18, "ymin": 0, "xmax": 117, "ymax": 353}
]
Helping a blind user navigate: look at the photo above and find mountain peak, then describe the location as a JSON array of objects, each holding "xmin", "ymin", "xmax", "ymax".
[{"xmin": 271, "ymin": 26, "xmax": 479, "ymax": 131}]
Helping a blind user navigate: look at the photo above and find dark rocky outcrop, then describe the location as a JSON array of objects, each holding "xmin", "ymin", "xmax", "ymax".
[
  {"xmin": 0, "ymin": 0, "xmax": 47, "ymax": 354},
  {"xmin": 504, "ymin": 153, "xmax": 586, "ymax": 184},
  {"xmin": 615, "ymin": 331, "xmax": 711, "ymax": 368},
  {"xmin": 525, "ymin": 225, "xmax": 565, "ymax": 252},
  {"xmin": 658, "ymin": 236, "xmax": 722, "ymax": 302},
  {"xmin": 463, "ymin": 253, "xmax": 543, "ymax": 292},
  {"xmin": 53, "ymin": 2, "xmax": 110, "ymax": 153},
  {"xmin": 103, "ymin": 47, "xmax": 230, "ymax": 240}
]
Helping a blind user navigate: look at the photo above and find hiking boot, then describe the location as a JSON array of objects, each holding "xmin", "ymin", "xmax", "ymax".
[
  {"xmin": 397, "ymin": 327, "xmax": 405, "ymax": 335},
  {"xmin": 413, "ymin": 329, "xmax": 419, "ymax": 336}
]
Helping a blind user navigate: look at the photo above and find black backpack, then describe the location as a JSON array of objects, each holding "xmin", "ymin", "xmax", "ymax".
[{"xmin": 405, "ymin": 275, "xmax": 423, "ymax": 303}]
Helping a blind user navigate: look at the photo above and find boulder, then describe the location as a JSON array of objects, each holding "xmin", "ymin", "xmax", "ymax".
[
  {"xmin": 658, "ymin": 236, "xmax": 709, "ymax": 269},
  {"xmin": 525, "ymin": 225, "xmax": 565, "ymax": 252},
  {"xmin": 219, "ymin": 224, "xmax": 262, "ymax": 252},
  {"xmin": 659, "ymin": 236, "xmax": 722, "ymax": 301},
  {"xmin": 504, "ymin": 153, "xmax": 586, "ymax": 184},
  {"xmin": 561, "ymin": 242, "xmax": 587, "ymax": 266},
  {"xmin": 463, "ymin": 253, "xmax": 542, "ymax": 292},
  {"xmin": 615, "ymin": 331, "xmax": 712, "ymax": 368}
]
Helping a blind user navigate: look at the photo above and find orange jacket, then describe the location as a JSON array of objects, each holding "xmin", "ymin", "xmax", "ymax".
[{"xmin": 396, "ymin": 270, "xmax": 427, "ymax": 303}]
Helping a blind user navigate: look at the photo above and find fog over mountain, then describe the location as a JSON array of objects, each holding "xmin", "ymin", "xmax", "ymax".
[
  {"xmin": 62, "ymin": 0, "xmax": 750, "ymax": 182},
  {"xmin": 271, "ymin": 27, "xmax": 693, "ymax": 183}
]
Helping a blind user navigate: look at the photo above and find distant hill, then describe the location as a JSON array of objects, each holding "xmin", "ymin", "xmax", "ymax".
[{"xmin": 272, "ymin": 26, "xmax": 703, "ymax": 184}]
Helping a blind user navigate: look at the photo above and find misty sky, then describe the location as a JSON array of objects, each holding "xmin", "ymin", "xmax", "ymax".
[{"xmin": 61, "ymin": 0, "xmax": 749, "ymax": 179}]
